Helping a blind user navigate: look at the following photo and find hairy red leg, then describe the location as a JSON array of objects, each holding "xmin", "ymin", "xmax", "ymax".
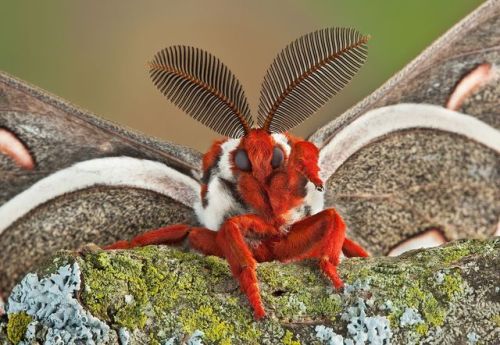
[
  {"xmin": 188, "ymin": 228, "xmax": 224, "ymax": 257},
  {"xmin": 104, "ymin": 224, "xmax": 192, "ymax": 249},
  {"xmin": 270, "ymin": 208, "xmax": 347, "ymax": 289},
  {"xmin": 216, "ymin": 215, "xmax": 277, "ymax": 319},
  {"xmin": 104, "ymin": 225, "xmax": 225, "ymax": 257},
  {"xmin": 342, "ymin": 238, "xmax": 369, "ymax": 258}
]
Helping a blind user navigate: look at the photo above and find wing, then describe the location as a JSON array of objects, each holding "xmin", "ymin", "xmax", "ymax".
[
  {"xmin": 0, "ymin": 71, "xmax": 202, "ymax": 295},
  {"xmin": 313, "ymin": 0, "xmax": 500, "ymax": 256}
]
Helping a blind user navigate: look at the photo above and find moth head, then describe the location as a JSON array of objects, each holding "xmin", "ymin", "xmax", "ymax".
[
  {"xmin": 148, "ymin": 28, "xmax": 369, "ymax": 139},
  {"xmin": 230, "ymin": 129, "xmax": 287, "ymax": 183}
]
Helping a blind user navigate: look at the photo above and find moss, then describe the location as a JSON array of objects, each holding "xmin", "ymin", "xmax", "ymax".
[
  {"xmin": 93, "ymin": 251, "xmax": 111, "ymax": 269},
  {"xmin": 415, "ymin": 323, "xmax": 429, "ymax": 336},
  {"xmin": 80, "ymin": 250, "xmax": 149, "ymax": 329},
  {"xmin": 439, "ymin": 271, "xmax": 464, "ymax": 300},
  {"xmin": 203, "ymin": 255, "xmax": 233, "ymax": 279},
  {"xmin": 420, "ymin": 295, "xmax": 446, "ymax": 327},
  {"xmin": 344, "ymin": 261, "xmax": 432, "ymax": 328},
  {"xmin": 492, "ymin": 315, "xmax": 500, "ymax": 327},
  {"xmin": 79, "ymin": 246, "xmax": 262, "ymax": 344},
  {"xmin": 310, "ymin": 294, "xmax": 342, "ymax": 320},
  {"xmin": 258, "ymin": 261, "xmax": 343, "ymax": 322},
  {"xmin": 78, "ymin": 246, "xmax": 342, "ymax": 343},
  {"xmin": 6, "ymin": 312, "xmax": 32, "ymax": 344},
  {"xmin": 148, "ymin": 333, "xmax": 161, "ymax": 345},
  {"xmin": 405, "ymin": 285, "xmax": 445, "ymax": 327},
  {"xmin": 343, "ymin": 261, "xmax": 371, "ymax": 284},
  {"xmin": 258, "ymin": 263, "xmax": 306, "ymax": 291},
  {"xmin": 339, "ymin": 244, "xmax": 466, "ymax": 341},
  {"xmin": 83, "ymin": 240, "xmax": 482, "ymax": 343},
  {"xmin": 43, "ymin": 239, "xmax": 495, "ymax": 344},
  {"xmin": 282, "ymin": 330, "xmax": 301, "ymax": 345},
  {"xmin": 440, "ymin": 245, "xmax": 471, "ymax": 264},
  {"xmin": 179, "ymin": 305, "xmax": 233, "ymax": 345},
  {"xmin": 343, "ymin": 240, "xmax": 492, "ymax": 334}
]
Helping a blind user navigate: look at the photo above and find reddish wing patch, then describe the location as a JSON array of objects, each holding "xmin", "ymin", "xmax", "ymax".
[
  {"xmin": 388, "ymin": 228, "xmax": 447, "ymax": 257},
  {"xmin": 446, "ymin": 63, "xmax": 495, "ymax": 110},
  {"xmin": 0, "ymin": 128, "xmax": 34, "ymax": 170}
]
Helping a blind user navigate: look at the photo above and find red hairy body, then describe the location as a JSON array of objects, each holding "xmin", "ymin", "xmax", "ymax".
[{"xmin": 107, "ymin": 129, "xmax": 368, "ymax": 319}]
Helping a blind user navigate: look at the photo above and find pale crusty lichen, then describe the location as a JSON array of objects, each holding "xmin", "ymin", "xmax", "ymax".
[{"xmin": 6, "ymin": 263, "xmax": 110, "ymax": 344}]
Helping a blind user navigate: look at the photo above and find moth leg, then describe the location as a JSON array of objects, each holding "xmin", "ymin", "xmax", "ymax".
[
  {"xmin": 287, "ymin": 140, "xmax": 323, "ymax": 190},
  {"xmin": 342, "ymin": 237, "xmax": 369, "ymax": 258},
  {"xmin": 270, "ymin": 208, "xmax": 348, "ymax": 289},
  {"xmin": 105, "ymin": 224, "xmax": 225, "ymax": 258},
  {"xmin": 188, "ymin": 228, "xmax": 224, "ymax": 258},
  {"xmin": 104, "ymin": 224, "xmax": 193, "ymax": 249},
  {"xmin": 216, "ymin": 215, "xmax": 277, "ymax": 319}
]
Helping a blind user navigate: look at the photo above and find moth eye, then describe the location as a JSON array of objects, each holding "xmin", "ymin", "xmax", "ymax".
[
  {"xmin": 234, "ymin": 149, "xmax": 251, "ymax": 171},
  {"xmin": 271, "ymin": 146, "xmax": 284, "ymax": 168}
]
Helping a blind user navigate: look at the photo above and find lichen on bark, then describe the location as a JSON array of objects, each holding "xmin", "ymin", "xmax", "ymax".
[{"xmin": 0, "ymin": 238, "xmax": 498, "ymax": 344}]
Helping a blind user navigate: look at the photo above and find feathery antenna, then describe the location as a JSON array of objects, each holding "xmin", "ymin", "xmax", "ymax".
[
  {"xmin": 149, "ymin": 46, "xmax": 253, "ymax": 138},
  {"xmin": 257, "ymin": 28, "xmax": 369, "ymax": 133}
]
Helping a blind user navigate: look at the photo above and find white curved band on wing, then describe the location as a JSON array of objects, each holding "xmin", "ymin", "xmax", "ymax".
[
  {"xmin": 319, "ymin": 103, "xmax": 500, "ymax": 181},
  {"xmin": 0, "ymin": 157, "xmax": 200, "ymax": 234}
]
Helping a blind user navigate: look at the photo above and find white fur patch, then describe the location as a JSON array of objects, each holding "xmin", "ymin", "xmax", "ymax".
[
  {"xmin": 218, "ymin": 138, "xmax": 241, "ymax": 182},
  {"xmin": 304, "ymin": 183, "xmax": 324, "ymax": 214},
  {"xmin": 195, "ymin": 177, "xmax": 242, "ymax": 230},
  {"xmin": 271, "ymin": 133, "xmax": 292, "ymax": 156},
  {"xmin": 0, "ymin": 157, "xmax": 200, "ymax": 234},
  {"xmin": 319, "ymin": 103, "xmax": 500, "ymax": 180}
]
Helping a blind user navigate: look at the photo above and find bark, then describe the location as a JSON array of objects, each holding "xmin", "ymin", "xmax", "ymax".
[{"xmin": 1, "ymin": 238, "xmax": 498, "ymax": 344}]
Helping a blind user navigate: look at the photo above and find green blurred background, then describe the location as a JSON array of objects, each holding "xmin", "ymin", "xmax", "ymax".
[{"xmin": 0, "ymin": 1, "xmax": 484, "ymax": 152}]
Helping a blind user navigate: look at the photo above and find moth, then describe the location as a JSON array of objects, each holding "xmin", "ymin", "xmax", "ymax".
[
  {"xmin": 105, "ymin": 28, "xmax": 371, "ymax": 319},
  {"xmin": 0, "ymin": 0, "xmax": 498, "ymax": 318}
]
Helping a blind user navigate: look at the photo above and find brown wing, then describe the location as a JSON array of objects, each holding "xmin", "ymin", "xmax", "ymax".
[
  {"xmin": 314, "ymin": 0, "xmax": 500, "ymax": 256},
  {"xmin": 0, "ymin": 71, "xmax": 202, "ymax": 295}
]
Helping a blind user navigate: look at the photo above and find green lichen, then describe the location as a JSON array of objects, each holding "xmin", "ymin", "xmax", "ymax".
[
  {"xmin": 415, "ymin": 323, "xmax": 429, "ymax": 336},
  {"xmin": 79, "ymin": 245, "xmax": 342, "ymax": 344},
  {"xmin": 179, "ymin": 305, "xmax": 233, "ymax": 345},
  {"xmin": 404, "ymin": 285, "xmax": 445, "ymax": 327},
  {"xmin": 80, "ymin": 250, "xmax": 149, "ymax": 329},
  {"xmin": 339, "ymin": 239, "xmax": 491, "ymax": 340},
  {"xmin": 12, "ymin": 238, "xmax": 493, "ymax": 344},
  {"xmin": 258, "ymin": 262, "xmax": 306, "ymax": 291},
  {"xmin": 79, "ymin": 246, "xmax": 262, "ymax": 344},
  {"xmin": 282, "ymin": 330, "xmax": 301, "ymax": 345},
  {"xmin": 439, "ymin": 271, "xmax": 464, "ymax": 300},
  {"xmin": 492, "ymin": 314, "xmax": 500, "ymax": 327},
  {"xmin": 310, "ymin": 294, "xmax": 342, "ymax": 319},
  {"xmin": 6, "ymin": 312, "xmax": 31, "ymax": 344},
  {"xmin": 440, "ymin": 245, "xmax": 471, "ymax": 264},
  {"xmin": 343, "ymin": 259, "xmax": 449, "ymax": 332},
  {"xmin": 343, "ymin": 259, "xmax": 371, "ymax": 284},
  {"xmin": 258, "ymin": 261, "xmax": 342, "ymax": 321}
]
